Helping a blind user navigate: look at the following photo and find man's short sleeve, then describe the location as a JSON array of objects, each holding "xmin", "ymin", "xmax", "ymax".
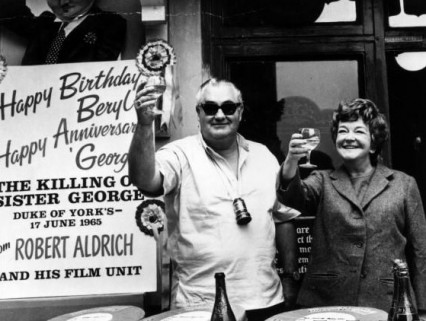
[{"xmin": 272, "ymin": 200, "xmax": 301, "ymax": 224}]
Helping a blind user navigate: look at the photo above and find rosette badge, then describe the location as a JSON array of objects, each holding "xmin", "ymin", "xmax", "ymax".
[
  {"xmin": 136, "ymin": 39, "xmax": 176, "ymax": 76},
  {"xmin": 0, "ymin": 55, "xmax": 7, "ymax": 85},
  {"xmin": 135, "ymin": 40, "xmax": 176, "ymax": 114},
  {"xmin": 135, "ymin": 199, "xmax": 166, "ymax": 240}
]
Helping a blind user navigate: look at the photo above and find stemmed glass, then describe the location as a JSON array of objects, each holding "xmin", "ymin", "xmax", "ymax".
[
  {"xmin": 144, "ymin": 75, "xmax": 166, "ymax": 115},
  {"xmin": 298, "ymin": 128, "xmax": 321, "ymax": 168}
]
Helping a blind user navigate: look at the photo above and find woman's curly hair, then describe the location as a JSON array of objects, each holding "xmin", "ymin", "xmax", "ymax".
[{"xmin": 330, "ymin": 98, "xmax": 389, "ymax": 165}]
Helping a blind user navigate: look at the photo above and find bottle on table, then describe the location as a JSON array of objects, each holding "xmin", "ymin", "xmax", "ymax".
[
  {"xmin": 388, "ymin": 259, "xmax": 404, "ymax": 321},
  {"xmin": 211, "ymin": 272, "xmax": 237, "ymax": 321},
  {"xmin": 391, "ymin": 260, "xmax": 420, "ymax": 321}
]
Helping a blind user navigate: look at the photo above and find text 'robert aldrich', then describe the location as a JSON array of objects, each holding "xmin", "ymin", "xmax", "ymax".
[{"xmin": 15, "ymin": 233, "xmax": 134, "ymax": 260}]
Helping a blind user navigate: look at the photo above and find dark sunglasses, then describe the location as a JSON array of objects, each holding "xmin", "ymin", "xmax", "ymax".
[{"xmin": 199, "ymin": 101, "xmax": 242, "ymax": 116}]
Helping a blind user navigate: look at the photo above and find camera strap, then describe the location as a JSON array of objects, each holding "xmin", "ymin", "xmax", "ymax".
[{"xmin": 207, "ymin": 149, "xmax": 241, "ymax": 201}]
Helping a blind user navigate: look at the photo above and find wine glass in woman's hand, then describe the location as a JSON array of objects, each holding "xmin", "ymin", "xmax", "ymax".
[{"xmin": 298, "ymin": 128, "xmax": 320, "ymax": 168}]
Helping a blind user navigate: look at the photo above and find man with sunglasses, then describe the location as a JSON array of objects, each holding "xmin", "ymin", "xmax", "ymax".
[{"xmin": 128, "ymin": 78, "xmax": 300, "ymax": 320}]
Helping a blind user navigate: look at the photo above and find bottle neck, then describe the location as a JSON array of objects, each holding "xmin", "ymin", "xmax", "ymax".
[
  {"xmin": 394, "ymin": 274, "xmax": 419, "ymax": 321},
  {"xmin": 212, "ymin": 274, "xmax": 236, "ymax": 321},
  {"xmin": 397, "ymin": 276, "xmax": 414, "ymax": 304},
  {"xmin": 389, "ymin": 267, "xmax": 400, "ymax": 316},
  {"xmin": 392, "ymin": 267, "xmax": 400, "ymax": 296},
  {"xmin": 215, "ymin": 277, "xmax": 228, "ymax": 299}
]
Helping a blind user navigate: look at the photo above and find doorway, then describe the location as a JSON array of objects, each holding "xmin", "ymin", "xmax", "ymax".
[{"xmin": 387, "ymin": 52, "xmax": 426, "ymax": 207}]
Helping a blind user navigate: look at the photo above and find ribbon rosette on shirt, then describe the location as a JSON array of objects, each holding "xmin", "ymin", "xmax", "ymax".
[{"xmin": 135, "ymin": 199, "xmax": 165, "ymax": 240}]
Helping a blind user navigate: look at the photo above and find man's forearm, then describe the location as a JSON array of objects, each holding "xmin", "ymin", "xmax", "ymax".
[{"xmin": 128, "ymin": 122, "xmax": 162, "ymax": 192}]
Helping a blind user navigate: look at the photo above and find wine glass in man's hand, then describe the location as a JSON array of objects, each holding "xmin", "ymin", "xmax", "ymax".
[
  {"xmin": 142, "ymin": 75, "xmax": 166, "ymax": 115},
  {"xmin": 135, "ymin": 40, "xmax": 176, "ymax": 116}
]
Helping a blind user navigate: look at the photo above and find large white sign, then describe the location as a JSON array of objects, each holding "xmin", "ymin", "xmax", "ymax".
[{"xmin": 0, "ymin": 60, "xmax": 157, "ymax": 299}]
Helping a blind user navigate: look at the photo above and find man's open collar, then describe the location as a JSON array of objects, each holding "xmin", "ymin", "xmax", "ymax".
[{"xmin": 198, "ymin": 133, "xmax": 249, "ymax": 156}]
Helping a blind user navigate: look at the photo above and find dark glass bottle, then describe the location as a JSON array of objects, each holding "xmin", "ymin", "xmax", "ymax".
[
  {"xmin": 389, "ymin": 259, "xmax": 403, "ymax": 321},
  {"xmin": 211, "ymin": 272, "xmax": 237, "ymax": 321},
  {"xmin": 392, "ymin": 261, "xmax": 420, "ymax": 321}
]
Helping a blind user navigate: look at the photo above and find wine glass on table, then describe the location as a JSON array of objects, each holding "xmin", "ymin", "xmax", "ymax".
[{"xmin": 298, "ymin": 128, "xmax": 320, "ymax": 168}]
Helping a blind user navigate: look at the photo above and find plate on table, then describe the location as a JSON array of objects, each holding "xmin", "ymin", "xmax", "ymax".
[
  {"xmin": 265, "ymin": 306, "xmax": 387, "ymax": 321},
  {"xmin": 48, "ymin": 305, "xmax": 145, "ymax": 321},
  {"xmin": 143, "ymin": 303, "xmax": 246, "ymax": 321},
  {"xmin": 143, "ymin": 305, "xmax": 212, "ymax": 321}
]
